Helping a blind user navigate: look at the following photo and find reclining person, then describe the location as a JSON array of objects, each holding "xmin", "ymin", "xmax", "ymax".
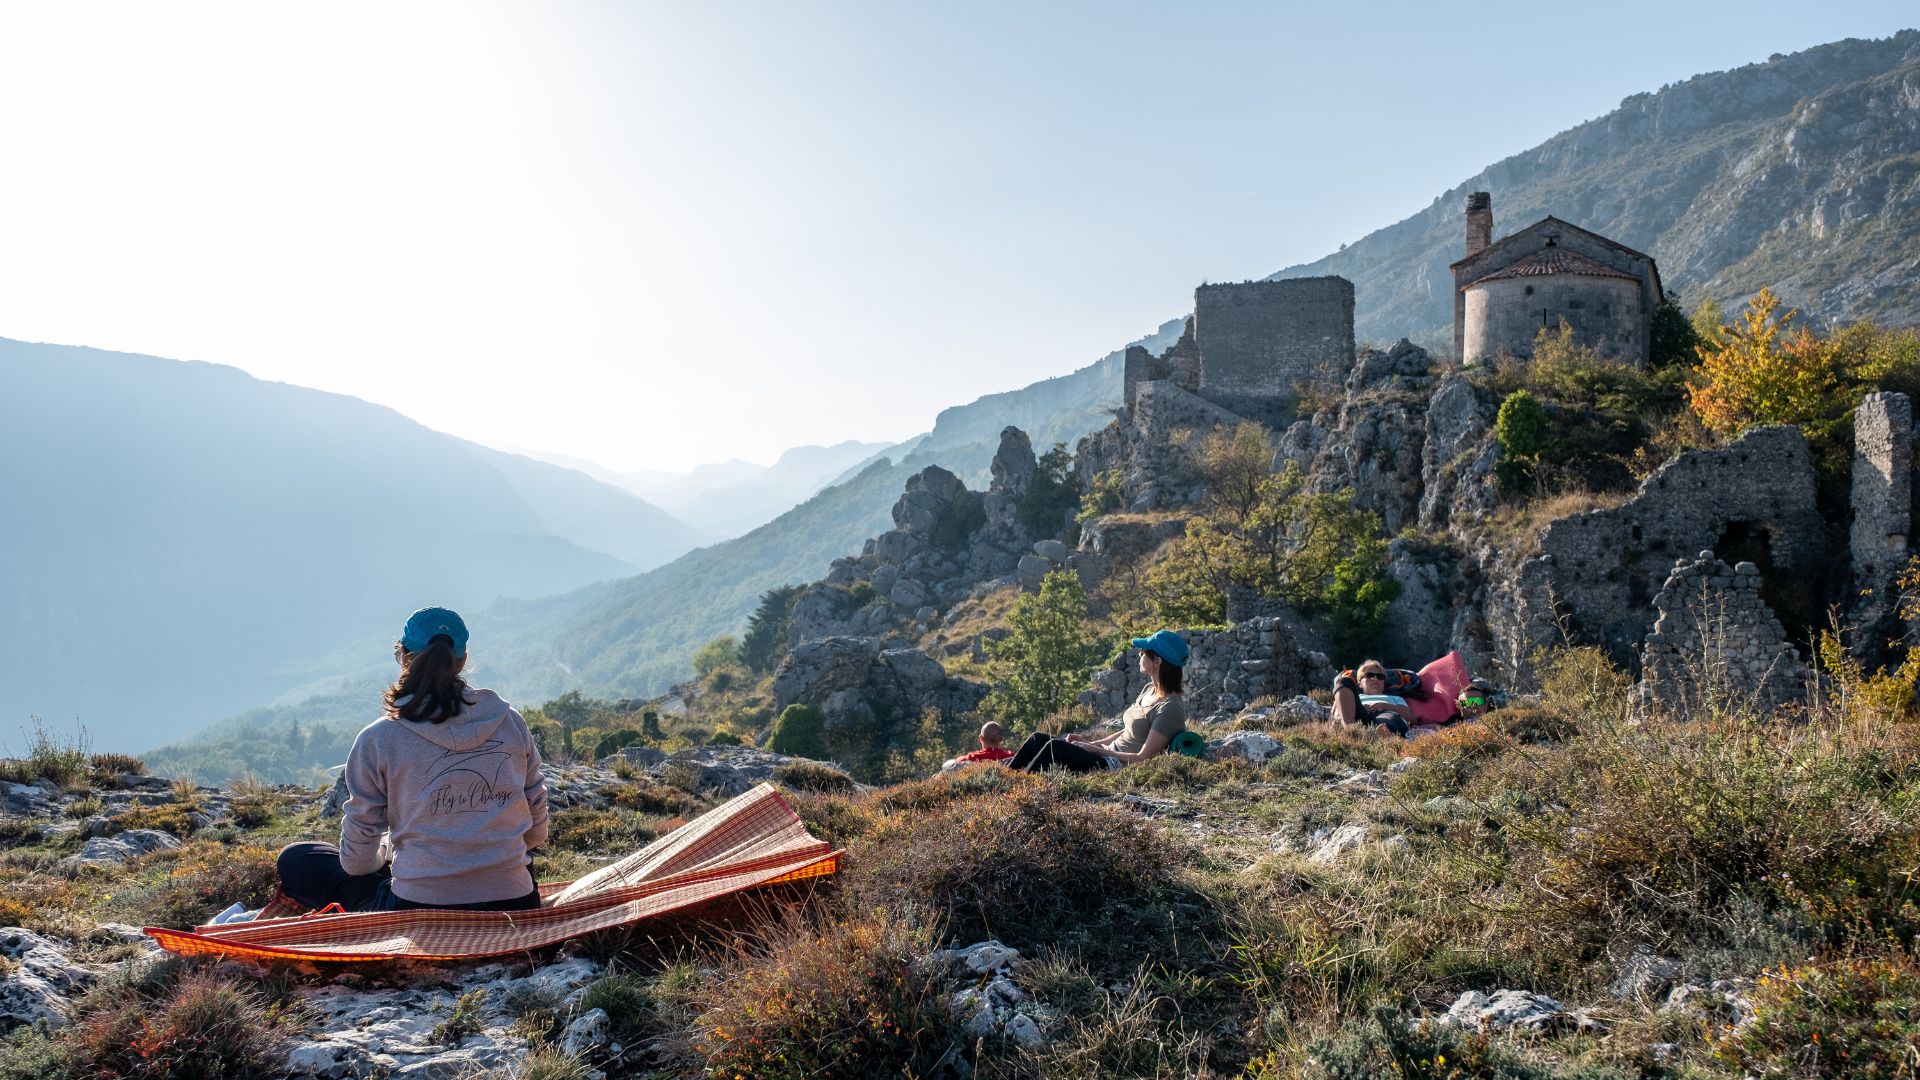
[
  {"xmin": 1009, "ymin": 631, "xmax": 1188, "ymax": 773},
  {"xmin": 1331, "ymin": 659, "xmax": 1424, "ymax": 737}
]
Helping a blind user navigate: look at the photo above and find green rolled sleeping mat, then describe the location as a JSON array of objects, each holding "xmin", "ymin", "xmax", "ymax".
[{"xmin": 1169, "ymin": 730, "xmax": 1207, "ymax": 758}]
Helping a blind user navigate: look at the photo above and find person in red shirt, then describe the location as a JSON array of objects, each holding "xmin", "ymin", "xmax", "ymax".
[{"xmin": 951, "ymin": 721, "xmax": 1014, "ymax": 765}]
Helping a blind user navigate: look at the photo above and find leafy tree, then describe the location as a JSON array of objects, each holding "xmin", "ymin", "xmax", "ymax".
[
  {"xmin": 738, "ymin": 585, "xmax": 801, "ymax": 673},
  {"xmin": 1494, "ymin": 388, "xmax": 1548, "ymax": 492},
  {"xmin": 982, "ymin": 571, "xmax": 1112, "ymax": 733},
  {"xmin": 1143, "ymin": 463, "xmax": 1394, "ymax": 649},
  {"xmin": 1017, "ymin": 442, "xmax": 1080, "ymax": 538},
  {"xmin": 692, "ymin": 636, "xmax": 741, "ymax": 679},
  {"xmin": 1689, "ymin": 296, "xmax": 1727, "ymax": 350},
  {"xmin": 1075, "ymin": 468, "xmax": 1125, "ymax": 525},
  {"xmin": 1193, "ymin": 422, "xmax": 1276, "ymax": 527},
  {"xmin": 1688, "ymin": 288, "xmax": 1848, "ymax": 437},
  {"xmin": 767, "ymin": 703, "xmax": 828, "ymax": 760},
  {"xmin": 1649, "ymin": 291, "xmax": 1701, "ymax": 368}
]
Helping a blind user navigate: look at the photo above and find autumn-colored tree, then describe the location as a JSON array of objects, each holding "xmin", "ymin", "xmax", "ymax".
[
  {"xmin": 1191, "ymin": 422, "xmax": 1276, "ymax": 527},
  {"xmin": 1687, "ymin": 289, "xmax": 1849, "ymax": 438}
]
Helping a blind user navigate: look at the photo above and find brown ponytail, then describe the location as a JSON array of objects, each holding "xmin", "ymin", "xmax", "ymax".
[{"xmin": 384, "ymin": 637, "xmax": 469, "ymax": 723}]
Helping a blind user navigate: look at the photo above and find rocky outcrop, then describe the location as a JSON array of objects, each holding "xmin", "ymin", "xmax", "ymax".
[
  {"xmin": 789, "ymin": 428, "xmax": 1048, "ymax": 647},
  {"xmin": 773, "ymin": 637, "xmax": 988, "ymax": 762},
  {"xmin": 0, "ymin": 927, "xmax": 95, "ymax": 1033},
  {"xmin": 1276, "ymin": 339, "xmax": 1436, "ymax": 534}
]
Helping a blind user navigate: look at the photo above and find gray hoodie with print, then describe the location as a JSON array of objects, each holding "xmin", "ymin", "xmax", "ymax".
[{"xmin": 339, "ymin": 688, "xmax": 550, "ymax": 906}]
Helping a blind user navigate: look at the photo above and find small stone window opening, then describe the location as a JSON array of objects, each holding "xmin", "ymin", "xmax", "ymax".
[
  {"xmin": 1523, "ymin": 285, "xmax": 1534, "ymax": 296},
  {"xmin": 1599, "ymin": 303, "xmax": 1611, "ymax": 317},
  {"xmin": 1568, "ymin": 299, "xmax": 1583, "ymax": 310}
]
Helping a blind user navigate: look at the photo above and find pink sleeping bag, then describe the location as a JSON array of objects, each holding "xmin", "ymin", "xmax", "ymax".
[{"xmin": 1408, "ymin": 651, "xmax": 1470, "ymax": 726}]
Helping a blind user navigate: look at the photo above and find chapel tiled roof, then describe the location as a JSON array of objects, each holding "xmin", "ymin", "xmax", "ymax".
[{"xmin": 1466, "ymin": 247, "xmax": 1639, "ymax": 286}]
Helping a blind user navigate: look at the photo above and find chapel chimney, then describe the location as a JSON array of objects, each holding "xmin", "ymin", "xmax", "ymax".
[{"xmin": 1465, "ymin": 191, "xmax": 1493, "ymax": 257}]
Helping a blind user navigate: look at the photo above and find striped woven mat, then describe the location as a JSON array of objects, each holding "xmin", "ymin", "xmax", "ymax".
[{"xmin": 146, "ymin": 782, "xmax": 840, "ymax": 962}]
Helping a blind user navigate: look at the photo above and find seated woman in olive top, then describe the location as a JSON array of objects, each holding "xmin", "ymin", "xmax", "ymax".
[{"xmin": 1009, "ymin": 630, "xmax": 1189, "ymax": 773}]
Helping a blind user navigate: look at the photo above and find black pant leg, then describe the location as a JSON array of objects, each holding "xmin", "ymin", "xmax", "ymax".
[
  {"xmin": 1032, "ymin": 737, "xmax": 1113, "ymax": 774},
  {"xmin": 1008, "ymin": 731, "xmax": 1053, "ymax": 771},
  {"xmin": 276, "ymin": 841, "xmax": 392, "ymax": 912}
]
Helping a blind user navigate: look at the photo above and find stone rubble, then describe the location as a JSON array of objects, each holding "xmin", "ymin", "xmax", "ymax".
[{"xmin": 929, "ymin": 940, "xmax": 1051, "ymax": 1050}]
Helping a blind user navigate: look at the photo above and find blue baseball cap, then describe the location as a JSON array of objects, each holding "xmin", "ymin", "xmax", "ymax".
[
  {"xmin": 401, "ymin": 607, "xmax": 468, "ymax": 657},
  {"xmin": 1130, "ymin": 630, "xmax": 1189, "ymax": 667}
]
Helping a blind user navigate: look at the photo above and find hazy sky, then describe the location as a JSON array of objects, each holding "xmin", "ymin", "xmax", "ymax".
[{"xmin": 1, "ymin": 3, "xmax": 1911, "ymax": 472}]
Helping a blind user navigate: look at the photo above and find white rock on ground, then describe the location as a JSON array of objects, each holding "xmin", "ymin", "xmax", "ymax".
[
  {"xmin": 1435, "ymin": 989, "xmax": 1564, "ymax": 1033},
  {"xmin": 281, "ymin": 957, "xmax": 604, "ymax": 1079},
  {"xmin": 0, "ymin": 927, "xmax": 95, "ymax": 1033},
  {"xmin": 58, "ymin": 828, "xmax": 182, "ymax": 870},
  {"xmin": 1307, "ymin": 824, "xmax": 1370, "ymax": 865},
  {"xmin": 560, "ymin": 1008, "xmax": 611, "ymax": 1057},
  {"xmin": 1209, "ymin": 730, "xmax": 1281, "ymax": 765},
  {"xmin": 933, "ymin": 940, "xmax": 1050, "ymax": 1049}
]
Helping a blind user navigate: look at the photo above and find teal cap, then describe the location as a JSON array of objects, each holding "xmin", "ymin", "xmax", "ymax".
[
  {"xmin": 1130, "ymin": 629, "xmax": 1189, "ymax": 667},
  {"xmin": 401, "ymin": 607, "xmax": 468, "ymax": 657}
]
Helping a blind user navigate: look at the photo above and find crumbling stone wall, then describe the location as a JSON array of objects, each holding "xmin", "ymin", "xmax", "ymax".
[
  {"xmin": 1192, "ymin": 278, "xmax": 1354, "ymax": 420},
  {"xmin": 1850, "ymin": 391, "xmax": 1911, "ymax": 636},
  {"xmin": 1486, "ymin": 425, "xmax": 1827, "ymax": 678},
  {"xmin": 1639, "ymin": 553, "xmax": 1807, "ymax": 714},
  {"xmin": 1077, "ymin": 617, "xmax": 1325, "ymax": 722},
  {"xmin": 1075, "ymin": 378, "xmax": 1248, "ymax": 511}
]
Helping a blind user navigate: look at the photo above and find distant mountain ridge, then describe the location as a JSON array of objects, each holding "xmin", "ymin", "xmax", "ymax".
[
  {"xmin": 0, "ymin": 337, "xmax": 702, "ymax": 750},
  {"xmin": 1271, "ymin": 31, "xmax": 1920, "ymax": 344}
]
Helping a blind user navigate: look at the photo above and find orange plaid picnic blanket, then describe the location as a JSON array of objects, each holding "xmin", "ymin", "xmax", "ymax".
[{"xmin": 145, "ymin": 782, "xmax": 840, "ymax": 963}]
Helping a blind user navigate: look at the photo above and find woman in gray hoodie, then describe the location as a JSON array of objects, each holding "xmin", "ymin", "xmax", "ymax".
[{"xmin": 274, "ymin": 607, "xmax": 550, "ymax": 912}]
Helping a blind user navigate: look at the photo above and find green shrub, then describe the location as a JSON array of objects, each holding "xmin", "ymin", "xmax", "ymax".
[
  {"xmin": 1076, "ymin": 468, "xmax": 1125, "ymax": 525},
  {"xmin": 738, "ymin": 584, "xmax": 802, "ymax": 673},
  {"xmin": 930, "ymin": 490, "xmax": 988, "ymax": 553},
  {"xmin": 767, "ymin": 704, "xmax": 828, "ymax": 760},
  {"xmin": 433, "ymin": 987, "xmax": 489, "ymax": 1045},
  {"xmin": 1018, "ymin": 441, "xmax": 1080, "ymax": 538}
]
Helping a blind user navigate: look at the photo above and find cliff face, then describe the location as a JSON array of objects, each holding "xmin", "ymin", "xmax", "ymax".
[{"xmin": 1272, "ymin": 32, "xmax": 1920, "ymax": 344}]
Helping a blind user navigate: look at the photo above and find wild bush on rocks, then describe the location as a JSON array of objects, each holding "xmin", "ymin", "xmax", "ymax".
[
  {"xmin": 691, "ymin": 909, "xmax": 956, "ymax": 1080},
  {"xmin": 845, "ymin": 777, "xmax": 1182, "ymax": 949},
  {"xmin": 1715, "ymin": 953, "xmax": 1920, "ymax": 1078},
  {"xmin": 114, "ymin": 839, "xmax": 279, "ymax": 930},
  {"xmin": 49, "ymin": 969, "xmax": 287, "ymax": 1080}
]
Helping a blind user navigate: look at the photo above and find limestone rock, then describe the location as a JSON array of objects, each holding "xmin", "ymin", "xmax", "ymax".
[
  {"xmin": 560, "ymin": 1008, "xmax": 611, "ymax": 1057},
  {"xmin": 1435, "ymin": 989, "xmax": 1565, "ymax": 1033},
  {"xmin": 1032, "ymin": 539, "xmax": 1068, "ymax": 563},
  {"xmin": 1016, "ymin": 554, "xmax": 1053, "ymax": 591},
  {"xmin": 60, "ymin": 828, "xmax": 181, "ymax": 870},
  {"xmin": 1209, "ymin": 730, "xmax": 1281, "ymax": 766},
  {"xmin": 1307, "ymin": 824, "xmax": 1370, "ymax": 865},
  {"xmin": 0, "ymin": 928, "xmax": 94, "ymax": 1033}
]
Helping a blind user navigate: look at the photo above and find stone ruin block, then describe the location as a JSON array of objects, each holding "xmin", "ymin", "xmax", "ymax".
[
  {"xmin": 1849, "ymin": 391, "xmax": 1912, "ymax": 640},
  {"xmin": 1639, "ymin": 553, "xmax": 1806, "ymax": 716}
]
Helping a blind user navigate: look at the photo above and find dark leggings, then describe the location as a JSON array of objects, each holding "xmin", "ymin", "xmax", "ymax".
[
  {"xmin": 275, "ymin": 842, "xmax": 540, "ymax": 913},
  {"xmin": 1008, "ymin": 731, "xmax": 1114, "ymax": 774},
  {"xmin": 1331, "ymin": 683, "xmax": 1410, "ymax": 736}
]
